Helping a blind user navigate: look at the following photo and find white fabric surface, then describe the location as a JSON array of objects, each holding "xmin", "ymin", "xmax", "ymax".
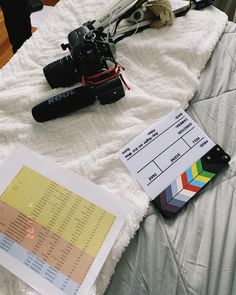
[{"xmin": 0, "ymin": 0, "xmax": 227, "ymax": 294}]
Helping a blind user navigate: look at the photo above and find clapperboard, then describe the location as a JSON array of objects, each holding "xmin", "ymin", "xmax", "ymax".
[{"xmin": 119, "ymin": 108, "xmax": 230, "ymax": 218}]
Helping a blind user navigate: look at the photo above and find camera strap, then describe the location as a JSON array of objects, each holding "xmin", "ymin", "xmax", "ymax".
[{"xmin": 113, "ymin": 0, "xmax": 214, "ymax": 43}]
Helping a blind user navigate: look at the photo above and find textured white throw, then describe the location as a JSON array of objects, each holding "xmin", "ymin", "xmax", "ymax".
[{"xmin": 0, "ymin": 0, "xmax": 227, "ymax": 294}]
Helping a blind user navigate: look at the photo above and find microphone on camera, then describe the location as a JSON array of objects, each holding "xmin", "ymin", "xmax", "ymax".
[{"xmin": 32, "ymin": 77, "xmax": 125, "ymax": 122}]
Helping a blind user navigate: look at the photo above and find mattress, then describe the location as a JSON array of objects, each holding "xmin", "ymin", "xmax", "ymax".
[
  {"xmin": 0, "ymin": 0, "xmax": 232, "ymax": 294},
  {"xmin": 106, "ymin": 22, "xmax": 236, "ymax": 295}
]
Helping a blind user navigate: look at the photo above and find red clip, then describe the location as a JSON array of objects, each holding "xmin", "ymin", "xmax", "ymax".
[{"xmin": 81, "ymin": 63, "xmax": 130, "ymax": 90}]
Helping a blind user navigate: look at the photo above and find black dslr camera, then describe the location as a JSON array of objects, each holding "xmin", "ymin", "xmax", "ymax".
[
  {"xmin": 43, "ymin": 24, "xmax": 117, "ymax": 89},
  {"xmin": 32, "ymin": 23, "xmax": 127, "ymax": 122}
]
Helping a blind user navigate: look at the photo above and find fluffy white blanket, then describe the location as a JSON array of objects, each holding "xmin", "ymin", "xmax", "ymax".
[{"xmin": 0, "ymin": 0, "xmax": 227, "ymax": 294}]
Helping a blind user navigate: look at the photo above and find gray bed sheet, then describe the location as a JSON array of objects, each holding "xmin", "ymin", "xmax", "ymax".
[{"xmin": 105, "ymin": 22, "xmax": 236, "ymax": 295}]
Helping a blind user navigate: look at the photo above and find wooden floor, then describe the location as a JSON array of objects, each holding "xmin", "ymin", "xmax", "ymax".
[
  {"xmin": 0, "ymin": 0, "xmax": 59, "ymax": 68},
  {"xmin": 0, "ymin": 9, "xmax": 12, "ymax": 68}
]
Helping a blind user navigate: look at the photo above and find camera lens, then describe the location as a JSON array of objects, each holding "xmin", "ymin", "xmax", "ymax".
[{"xmin": 43, "ymin": 55, "xmax": 78, "ymax": 88}]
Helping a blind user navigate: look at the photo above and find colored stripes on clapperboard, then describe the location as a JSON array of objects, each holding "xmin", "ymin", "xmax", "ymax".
[{"xmin": 153, "ymin": 145, "xmax": 230, "ymax": 218}]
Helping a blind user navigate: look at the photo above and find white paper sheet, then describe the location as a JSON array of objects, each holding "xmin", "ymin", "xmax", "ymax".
[{"xmin": 0, "ymin": 145, "xmax": 131, "ymax": 295}]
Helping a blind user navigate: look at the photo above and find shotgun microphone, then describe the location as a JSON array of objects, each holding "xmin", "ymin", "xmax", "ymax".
[{"xmin": 32, "ymin": 77, "xmax": 125, "ymax": 122}]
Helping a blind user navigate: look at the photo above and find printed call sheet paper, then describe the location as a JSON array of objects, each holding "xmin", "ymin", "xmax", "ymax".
[
  {"xmin": 0, "ymin": 145, "xmax": 130, "ymax": 295},
  {"xmin": 119, "ymin": 108, "xmax": 215, "ymax": 200}
]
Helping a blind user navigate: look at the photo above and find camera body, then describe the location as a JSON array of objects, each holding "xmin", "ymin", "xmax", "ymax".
[
  {"xmin": 34, "ymin": 24, "xmax": 126, "ymax": 122},
  {"xmin": 43, "ymin": 24, "xmax": 117, "ymax": 89}
]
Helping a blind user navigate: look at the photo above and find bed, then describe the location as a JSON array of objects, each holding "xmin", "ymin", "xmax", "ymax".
[
  {"xmin": 105, "ymin": 21, "xmax": 236, "ymax": 295},
  {"xmin": 0, "ymin": 0, "xmax": 235, "ymax": 294}
]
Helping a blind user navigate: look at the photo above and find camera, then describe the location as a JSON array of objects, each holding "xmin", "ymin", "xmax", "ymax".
[
  {"xmin": 43, "ymin": 24, "xmax": 117, "ymax": 89},
  {"xmin": 33, "ymin": 24, "xmax": 126, "ymax": 122}
]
